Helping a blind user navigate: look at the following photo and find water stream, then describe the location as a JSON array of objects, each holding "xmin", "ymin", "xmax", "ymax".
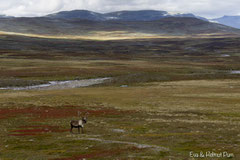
[{"xmin": 0, "ymin": 78, "xmax": 110, "ymax": 90}]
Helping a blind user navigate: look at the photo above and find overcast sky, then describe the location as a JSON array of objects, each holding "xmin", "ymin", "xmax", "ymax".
[{"xmin": 0, "ymin": 0, "xmax": 239, "ymax": 18}]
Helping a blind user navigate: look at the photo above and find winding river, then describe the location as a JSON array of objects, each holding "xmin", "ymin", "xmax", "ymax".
[{"xmin": 0, "ymin": 78, "xmax": 110, "ymax": 91}]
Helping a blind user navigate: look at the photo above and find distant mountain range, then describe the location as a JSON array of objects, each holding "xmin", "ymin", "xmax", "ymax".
[
  {"xmin": 211, "ymin": 16, "xmax": 240, "ymax": 29},
  {"xmin": 1, "ymin": 10, "xmax": 240, "ymax": 29},
  {"xmin": 0, "ymin": 15, "xmax": 12, "ymax": 18},
  {"xmin": 0, "ymin": 10, "xmax": 239, "ymax": 36},
  {"xmin": 46, "ymin": 10, "xmax": 208, "ymax": 21}
]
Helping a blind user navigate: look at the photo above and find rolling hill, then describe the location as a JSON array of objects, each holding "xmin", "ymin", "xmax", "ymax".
[
  {"xmin": 46, "ymin": 10, "xmax": 105, "ymax": 21},
  {"xmin": 46, "ymin": 10, "xmax": 207, "ymax": 21},
  {"xmin": 0, "ymin": 10, "xmax": 239, "ymax": 37},
  {"xmin": 211, "ymin": 16, "xmax": 240, "ymax": 29}
]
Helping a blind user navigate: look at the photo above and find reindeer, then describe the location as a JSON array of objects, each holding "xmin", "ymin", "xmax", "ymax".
[{"xmin": 70, "ymin": 112, "xmax": 88, "ymax": 134}]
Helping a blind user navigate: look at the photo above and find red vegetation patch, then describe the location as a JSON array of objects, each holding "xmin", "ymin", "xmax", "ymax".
[
  {"xmin": 54, "ymin": 147, "xmax": 142, "ymax": 160},
  {"xmin": 9, "ymin": 125, "xmax": 68, "ymax": 136},
  {"xmin": 3, "ymin": 106, "xmax": 133, "ymax": 137},
  {"xmin": 0, "ymin": 106, "xmax": 130, "ymax": 121}
]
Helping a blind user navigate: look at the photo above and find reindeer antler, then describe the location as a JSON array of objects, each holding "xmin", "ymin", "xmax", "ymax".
[
  {"xmin": 78, "ymin": 111, "xmax": 82, "ymax": 117},
  {"xmin": 84, "ymin": 112, "xmax": 89, "ymax": 117}
]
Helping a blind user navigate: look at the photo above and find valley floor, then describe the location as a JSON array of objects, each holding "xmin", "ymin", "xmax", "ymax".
[
  {"xmin": 0, "ymin": 79, "xmax": 240, "ymax": 159},
  {"xmin": 0, "ymin": 35, "xmax": 240, "ymax": 159}
]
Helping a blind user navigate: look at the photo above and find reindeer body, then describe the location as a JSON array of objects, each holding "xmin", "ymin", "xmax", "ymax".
[{"xmin": 70, "ymin": 116, "xmax": 87, "ymax": 134}]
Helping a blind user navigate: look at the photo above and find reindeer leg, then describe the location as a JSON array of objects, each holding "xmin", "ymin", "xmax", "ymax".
[{"xmin": 78, "ymin": 127, "xmax": 80, "ymax": 134}]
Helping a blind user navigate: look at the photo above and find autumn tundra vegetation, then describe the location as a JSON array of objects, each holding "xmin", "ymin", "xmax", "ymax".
[{"xmin": 0, "ymin": 10, "xmax": 240, "ymax": 159}]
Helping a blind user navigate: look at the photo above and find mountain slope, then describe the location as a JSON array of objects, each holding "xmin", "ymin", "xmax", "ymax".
[
  {"xmin": 46, "ymin": 10, "xmax": 105, "ymax": 21},
  {"xmin": 46, "ymin": 10, "xmax": 207, "ymax": 21},
  {"xmin": 174, "ymin": 13, "xmax": 208, "ymax": 21},
  {"xmin": 0, "ymin": 15, "xmax": 12, "ymax": 18},
  {"xmin": 212, "ymin": 16, "xmax": 240, "ymax": 29},
  {"xmin": 0, "ymin": 16, "xmax": 239, "ymax": 37},
  {"xmin": 104, "ymin": 10, "xmax": 169, "ymax": 21}
]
